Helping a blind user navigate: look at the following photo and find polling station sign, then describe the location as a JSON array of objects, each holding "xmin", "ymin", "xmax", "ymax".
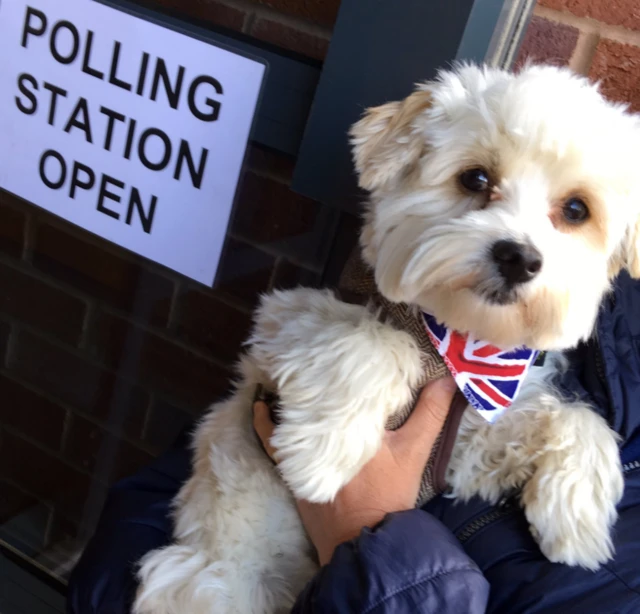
[{"xmin": 0, "ymin": 0, "xmax": 266, "ymax": 285}]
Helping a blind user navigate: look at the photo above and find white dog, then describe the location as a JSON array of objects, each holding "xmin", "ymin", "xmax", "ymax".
[{"xmin": 134, "ymin": 64, "xmax": 640, "ymax": 614}]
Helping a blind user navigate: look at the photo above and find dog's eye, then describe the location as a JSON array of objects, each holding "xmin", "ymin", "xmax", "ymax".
[
  {"xmin": 562, "ymin": 198, "xmax": 589, "ymax": 224},
  {"xmin": 459, "ymin": 168, "xmax": 490, "ymax": 193}
]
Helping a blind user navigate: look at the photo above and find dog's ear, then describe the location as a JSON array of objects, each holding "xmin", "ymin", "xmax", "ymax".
[{"xmin": 350, "ymin": 89, "xmax": 431, "ymax": 193}]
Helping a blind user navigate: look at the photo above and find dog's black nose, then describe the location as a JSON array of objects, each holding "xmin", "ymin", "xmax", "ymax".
[{"xmin": 491, "ymin": 240, "xmax": 542, "ymax": 286}]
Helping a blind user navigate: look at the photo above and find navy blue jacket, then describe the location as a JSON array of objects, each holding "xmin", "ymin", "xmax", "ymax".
[{"xmin": 68, "ymin": 271, "xmax": 640, "ymax": 613}]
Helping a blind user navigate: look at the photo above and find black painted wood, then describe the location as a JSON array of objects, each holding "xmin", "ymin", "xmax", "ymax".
[{"xmin": 291, "ymin": 0, "xmax": 521, "ymax": 212}]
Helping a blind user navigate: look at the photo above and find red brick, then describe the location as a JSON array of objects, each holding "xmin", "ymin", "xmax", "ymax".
[
  {"xmin": 257, "ymin": 0, "xmax": 340, "ymax": 26},
  {"xmin": 130, "ymin": 0, "xmax": 246, "ymax": 31},
  {"xmin": 590, "ymin": 39, "xmax": 640, "ymax": 113},
  {"xmin": 216, "ymin": 238, "xmax": 275, "ymax": 308},
  {"xmin": 251, "ymin": 18, "xmax": 330, "ymax": 61},
  {"xmin": 515, "ymin": 16, "xmax": 579, "ymax": 68},
  {"xmin": 90, "ymin": 312, "xmax": 231, "ymax": 409},
  {"xmin": 0, "ymin": 195, "xmax": 26, "ymax": 258},
  {"xmin": 539, "ymin": 0, "xmax": 640, "ymax": 31},
  {"xmin": 144, "ymin": 400, "xmax": 195, "ymax": 453},
  {"xmin": 232, "ymin": 172, "xmax": 330, "ymax": 265},
  {"xmin": 0, "ymin": 431, "xmax": 92, "ymax": 521},
  {"xmin": 9, "ymin": 331, "xmax": 148, "ymax": 438},
  {"xmin": 174, "ymin": 290, "xmax": 253, "ymax": 361},
  {"xmin": 0, "ymin": 263, "xmax": 86, "ymax": 345},
  {"xmin": 64, "ymin": 417, "xmax": 153, "ymax": 481},
  {"xmin": 0, "ymin": 376, "xmax": 66, "ymax": 450},
  {"xmin": 33, "ymin": 223, "xmax": 173, "ymax": 328},
  {"xmin": 234, "ymin": 173, "xmax": 316, "ymax": 241}
]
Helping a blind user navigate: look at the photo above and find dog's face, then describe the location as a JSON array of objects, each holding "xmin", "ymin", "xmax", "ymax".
[{"xmin": 351, "ymin": 64, "xmax": 640, "ymax": 350}]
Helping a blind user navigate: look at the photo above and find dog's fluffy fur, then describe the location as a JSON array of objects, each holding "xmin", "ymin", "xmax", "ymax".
[{"xmin": 135, "ymin": 64, "xmax": 640, "ymax": 614}]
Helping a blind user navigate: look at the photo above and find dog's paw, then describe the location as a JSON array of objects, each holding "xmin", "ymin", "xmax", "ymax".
[
  {"xmin": 521, "ymin": 404, "xmax": 623, "ymax": 570},
  {"xmin": 524, "ymin": 479, "xmax": 619, "ymax": 570},
  {"xmin": 250, "ymin": 288, "xmax": 423, "ymax": 502}
]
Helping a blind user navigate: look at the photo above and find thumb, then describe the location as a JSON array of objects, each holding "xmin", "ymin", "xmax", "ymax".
[{"xmin": 392, "ymin": 377, "xmax": 457, "ymax": 460}]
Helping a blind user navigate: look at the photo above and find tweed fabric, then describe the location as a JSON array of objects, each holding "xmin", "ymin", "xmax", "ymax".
[{"xmin": 338, "ymin": 250, "xmax": 464, "ymax": 505}]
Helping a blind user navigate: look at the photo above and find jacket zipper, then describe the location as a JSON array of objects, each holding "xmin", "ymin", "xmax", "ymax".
[
  {"xmin": 592, "ymin": 338, "xmax": 615, "ymax": 427},
  {"xmin": 456, "ymin": 462, "xmax": 639, "ymax": 544},
  {"xmin": 456, "ymin": 497, "xmax": 517, "ymax": 544},
  {"xmin": 594, "ymin": 289, "xmax": 619, "ymax": 424},
  {"xmin": 594, "ymin": 340, "xmax": 607, "ymax": 389}
]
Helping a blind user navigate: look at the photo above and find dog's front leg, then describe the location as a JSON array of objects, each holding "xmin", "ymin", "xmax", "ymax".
[
  {"xmin": 448, "ymin": 369, "xmax": 623, "ymax": 570},
  {"xmin": 250, "ymin": 288, "xmax": 423, "ymax": 503},
  {"xmin": 520, "ymin": 399, "xmax": 623, "ymax": 570}
]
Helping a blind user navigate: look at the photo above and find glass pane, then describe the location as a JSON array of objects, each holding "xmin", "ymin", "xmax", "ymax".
[{"xmin": 0, "ymin": 141, "xmax": 342, "ymax": 584}]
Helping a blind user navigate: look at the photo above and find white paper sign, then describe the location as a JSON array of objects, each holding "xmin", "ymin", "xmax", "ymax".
[{"xmin": 0, "ymin": 0, "xmax": 266, "ymax": 285}]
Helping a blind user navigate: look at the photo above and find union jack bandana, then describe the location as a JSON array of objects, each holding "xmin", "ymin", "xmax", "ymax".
[{"xmin": 422, "ymin": 313, "xmax": 539, "ymax": 423}]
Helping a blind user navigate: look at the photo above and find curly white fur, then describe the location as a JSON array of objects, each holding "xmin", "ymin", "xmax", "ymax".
[
  {"xmin": 135, "ymin": 289, "xmax": 423, "ymax": 614},
  {"xmin": 135, "ymin": 63, "xmax": 639, "ymax": 613},
  {"xmin": 250, "ymin": 289, "xmax": 423, "ymax": 503}
]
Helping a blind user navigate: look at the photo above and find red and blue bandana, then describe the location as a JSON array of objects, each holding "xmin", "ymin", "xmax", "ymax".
[{"xmin": 423, "ymin": 313, "xmax": 539, "ymax": 423}]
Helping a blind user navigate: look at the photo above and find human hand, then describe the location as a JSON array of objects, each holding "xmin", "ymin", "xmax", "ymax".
[{"xmin": 253, "ymin": 377, "xmax": 457, "ymax": 565}]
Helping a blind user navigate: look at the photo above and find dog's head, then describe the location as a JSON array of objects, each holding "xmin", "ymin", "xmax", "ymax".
[{"xmin": 351, "ymin": 64, "xmax": 640, "ymax": 350}]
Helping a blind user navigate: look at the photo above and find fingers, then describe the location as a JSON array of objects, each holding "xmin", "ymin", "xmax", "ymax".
[
  {"xmin": 253, "ymin": 401, "xmax": 277, "ymax": 460},
  {"xmin": 393, "ymin": 377, "xmax": 457, "ymax": 459}
]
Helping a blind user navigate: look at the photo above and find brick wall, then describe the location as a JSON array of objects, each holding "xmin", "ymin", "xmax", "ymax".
[
  {"xmin": 517, "ymin": 0, "xmax": 640, "ymax": 111},
  {"xmin": 131, "ymin": 0, "xmax": 339, "ymax": 61}
]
